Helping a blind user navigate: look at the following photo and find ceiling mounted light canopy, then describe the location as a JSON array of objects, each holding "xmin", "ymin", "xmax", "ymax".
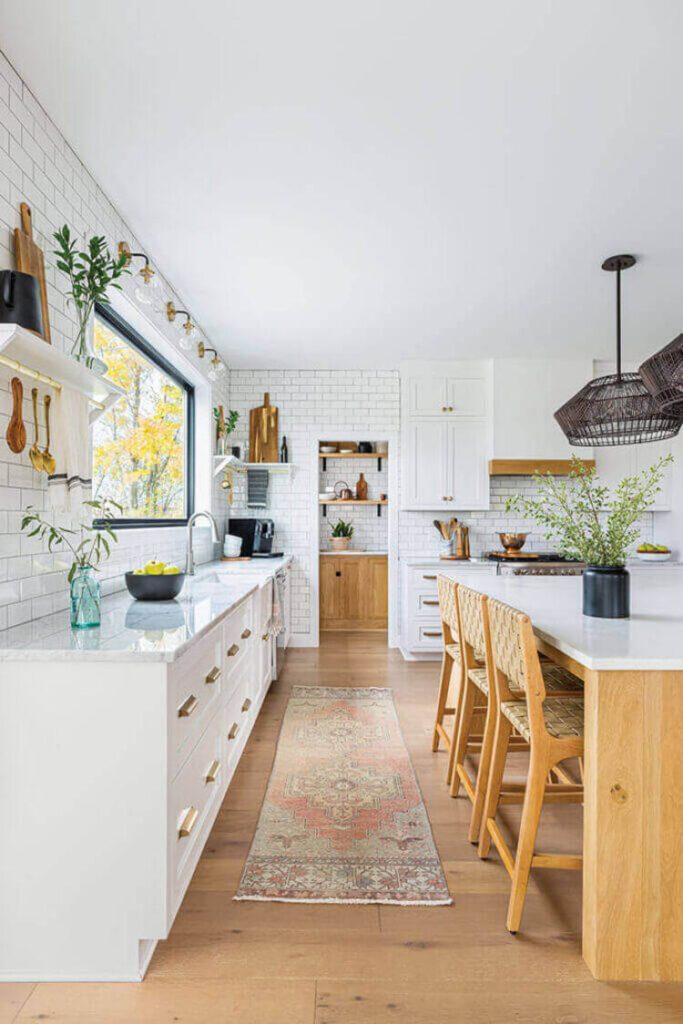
[
  {"xmin": 639, "ymin": 334, "xmax": 683, "ymax": 420},
  {"xmin": 554, "ymin": 255, "xmax": 682, "ymax": 446}
]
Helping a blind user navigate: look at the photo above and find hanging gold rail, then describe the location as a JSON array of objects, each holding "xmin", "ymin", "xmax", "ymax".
[{"xmin": 0, "ymin": 352, "xmax": 106, "ymax": 410}]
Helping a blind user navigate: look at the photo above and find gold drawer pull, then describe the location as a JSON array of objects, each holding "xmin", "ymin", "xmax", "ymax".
[
  {"xmin": 228, "ymin": 722, "xmax": 240, "ymax": 740},
  {"xmin": 205, "ymin": 759, "xmax": 221, "ymax": 784},
  {"xmin": 241, "ymin": 628, "xmax": 252, "ymax": 639},
  {"xmin": 262, "ymin": 633, "xmax": 269, "ymax": 641},
  {"xmin": 178, "ymin": 694, "xmax": 198, "ymax": 718},
  {"xmin": 178, "ymin": 806, "xmax": 199, "ymax": 838},
  {"xmin": 241, "ymin": 698, "xmax": 252, "ymax": 713},
  {"xmin": 227, "ymin": 643, "xmax": 240, "ymax": 657},
  {"xmin": 205, "ymin": 666, "xmax": 221, "ymax": 685},
  {"xmin": 422, "ymin": 574, "xmax": 437, "ymax": 581},
  {"xmin": 424, "ymin": 630, "xmax": 442, "ymax": 638},
  {"xmin": 423, "ymin": 599, "xmax": 439, "ymax": 606}
]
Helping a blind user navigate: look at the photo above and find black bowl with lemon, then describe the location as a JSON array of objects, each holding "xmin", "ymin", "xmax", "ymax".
[{"xmin": 125, "ymin": 560, "xmax": 186, "ymax": 601}]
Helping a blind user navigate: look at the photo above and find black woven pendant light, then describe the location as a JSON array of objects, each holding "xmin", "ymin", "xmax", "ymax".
[
  {"xmin": 639, "ymin": 334, "xmax": 683, "ymax": 419},
  {"xmin": 554, "ymin": 255, "xmax": 682, "ymax": 446}
]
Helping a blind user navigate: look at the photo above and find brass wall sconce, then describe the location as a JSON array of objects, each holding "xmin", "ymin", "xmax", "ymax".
[
  {"xmin": 118, "ymin": 241, "xmax": 158, "ymax": 305},
  {"xmin": 197, "ymin": 341, "xmax": 226, "ymax": 380},
  {"xmin": 166, "ymin": 301, "xmax": 198, "ymax": 349}
]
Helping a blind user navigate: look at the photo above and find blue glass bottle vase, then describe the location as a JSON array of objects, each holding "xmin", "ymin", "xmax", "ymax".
[{"xmin": 70, "ymin": 565, "xmax": 101, "ymax": 629}]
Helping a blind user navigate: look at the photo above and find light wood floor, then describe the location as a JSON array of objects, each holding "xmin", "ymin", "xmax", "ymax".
[{"xmin": 4, "ymin": 633, "xmax": 683, "ymax": 1023}]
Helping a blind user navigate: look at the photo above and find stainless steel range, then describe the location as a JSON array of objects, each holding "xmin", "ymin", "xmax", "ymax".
[{"xmin": 484, "ymin": 552, "xmax": 585, "ymax": 576}]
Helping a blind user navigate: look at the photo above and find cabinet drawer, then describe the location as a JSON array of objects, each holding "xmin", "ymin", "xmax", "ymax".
[
  {"xmin": 258, "ymin": 579, "xmax": 273, "ymax": 634},
  {"xmin": 169, "ymin": 627, "xmax": 223, "ymax": 777},
  {"xmin": 407, "ymin": 568, "xmax": 439, "ymax": 594},
  {"xmin": 222, "ymin": 597, "xmax": 254, "ymax": 690},
  {"xmin": 414, "ymin": 592, "xmax": 442, "ymax": 616},
  {"xmin": 223, "ymin": 681, "xmax": 252, "ymax": 769},
  {"xmin": 169, "ymin": 708, "xmax": 223, "ymax": 912}
]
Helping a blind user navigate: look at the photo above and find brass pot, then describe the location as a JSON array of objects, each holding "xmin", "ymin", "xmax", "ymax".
[{"xmin": 499, "ymin": 532, "xmax": 529, "ymax": 553}]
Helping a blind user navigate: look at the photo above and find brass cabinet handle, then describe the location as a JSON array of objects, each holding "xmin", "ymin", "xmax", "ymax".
[
  {"xmin": 241, "ymin": 628, "xmax": 252, "ymax": 639},
  {"xmin": 178, "ymin": 806, "xmax": 199, "ymax": 838},
  {"xmin": 178, "ymin": 694, "xmax": 198, "ymax": 718},
  {"xmin": 241, "ymin": 697, "xmax": 252, "ymax": 713},
  {"xmin": 262, "ymin": 633, "xmax": 269, "ymax": 641},
  {"xmin": 424, "ymin": 630, "xmax": 443, "ymax": 638},
  {"xmin": 423, "ymin": 599, "xmax": 439, "ymax": 606},
  {"xmin": 423, "ymin": 574, "xmax": 437, "ymax": 580},
  {"xmin": 205, "ymin": 759, "xmax": 221, "ymax": 784},
  {"xmin": 228, "ymin": 722, "xmax": 240, "ymax": 740},
  {"xmin": 205, "ymin": 666, "xmax": 221, "ymax": 685},
  {"xmin": 227, "ymin": 643, "xmax": 239, "ymax": 657}
]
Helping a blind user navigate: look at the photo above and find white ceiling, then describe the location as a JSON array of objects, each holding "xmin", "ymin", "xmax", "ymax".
[{"xmin": 1, "ymin": 1, "xmax": 682, "ymax": 368}]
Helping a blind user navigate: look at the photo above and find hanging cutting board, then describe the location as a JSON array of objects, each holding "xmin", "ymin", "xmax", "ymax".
[
  {"xmin": 13, "ymin": 203, "xmax": 51, "ymax": 343},
  {"xmin": 249, "ymin": 392, "xmax": 278, "ymax": 463}
]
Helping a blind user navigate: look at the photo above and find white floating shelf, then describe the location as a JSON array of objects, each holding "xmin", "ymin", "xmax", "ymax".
[
  {"xmin": 0, "ymin": 323, "xmax": 124, "ymax": 425},
  {"xmin": 213, "ymin": 454, "xmax": 294, "ymax": 477}
]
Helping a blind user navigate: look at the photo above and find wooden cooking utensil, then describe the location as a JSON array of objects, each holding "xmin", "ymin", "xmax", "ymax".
[
  {"xmin": 6, "ymin": 377, "xmax": 27, "ymax": 453},
  {"xmin": 13, "ymin": 203, "xmax": 51, "ymax": 343},
  {"xmin": 28, "ymin": 387, "xmax": 44, "ymax": 471},
  {"xmin": 248, "ymin": 392, "xmax": 278, "ymax": 463},
  {"xmin": 42, "ymin": 394, "xmax": 56, "ymax": 475}
]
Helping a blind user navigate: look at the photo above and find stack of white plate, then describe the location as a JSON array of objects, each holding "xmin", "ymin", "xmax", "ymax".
[{"xmin": 223, "ymin": 534, "xmax": 243, "ymax": 557}]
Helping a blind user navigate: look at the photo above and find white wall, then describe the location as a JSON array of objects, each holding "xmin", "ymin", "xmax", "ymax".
[{"xmin": 0, "ymin": 48, "xmax": 229, "ymax": 630}]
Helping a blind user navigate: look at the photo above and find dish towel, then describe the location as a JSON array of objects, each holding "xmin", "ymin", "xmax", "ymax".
[
  {"xmin": 271, "ymin": 571, "xmax": 285, "ymax": 637},
  {"xmin": 47, "ymin": 387, "xmax": 92, "ymax": 511},
  {"xmin": 247, "ymin": 468, "xmax": 269, "ymax": 508}
]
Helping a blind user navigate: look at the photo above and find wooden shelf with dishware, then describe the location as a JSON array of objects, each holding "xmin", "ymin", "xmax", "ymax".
[
  {"xmin": 319, "ymin": 451, "xmax": 387, "ymax": 471},
  {"xmin": 0, "ymin": 323, "xmax": 123, "ymax": 425},
  {"xmin": 319, "ymin": 498, "xmax": 388, "ymax": 518}
]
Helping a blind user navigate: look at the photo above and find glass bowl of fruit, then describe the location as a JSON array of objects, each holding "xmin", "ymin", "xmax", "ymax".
[
  {"xmin": 125, "ymin": 560, "xmax": 186, "ymax": 601},
  {"xmin": 636, "ymin": 543, "xmax": 671, "ymax": 562}
]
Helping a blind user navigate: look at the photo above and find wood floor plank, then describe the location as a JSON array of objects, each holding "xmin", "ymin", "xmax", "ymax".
[{"xmin": 0, "ymin": 984, "xmax": 35, "ymax": 1024}]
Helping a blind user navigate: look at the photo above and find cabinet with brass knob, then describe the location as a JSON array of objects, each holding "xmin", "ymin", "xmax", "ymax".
[{"xmin": 320, "ymin": 554, "xmax": 388, "ymax": 631}]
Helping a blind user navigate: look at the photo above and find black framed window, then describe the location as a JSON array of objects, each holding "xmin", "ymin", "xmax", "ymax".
[{"xmin": 92, "ymin": 303, "xmax": 195, "ymax": 527}]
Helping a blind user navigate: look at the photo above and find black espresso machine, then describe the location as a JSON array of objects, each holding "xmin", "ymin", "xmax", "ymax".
[{"xmin": 228, "ymin": 518, "xmax": 281, "ymax": 558}]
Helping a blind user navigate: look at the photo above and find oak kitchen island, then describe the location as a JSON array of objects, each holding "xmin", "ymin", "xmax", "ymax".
[
  {"xmin": 0, "ymin": 558, "xmax": 291, "ymax": 982},
  {"xmin": 459, "ymin": 568, "xmax": 683, "ymax": 983}
]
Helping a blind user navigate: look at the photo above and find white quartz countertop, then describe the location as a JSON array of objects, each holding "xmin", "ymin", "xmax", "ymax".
[
  {"xmin": 0, "ymin": 557, "xmax": 292, "ymax": 664},
  {"xmin": 459, "ymin": 569, "xmax": 683, "ymax": 670}
]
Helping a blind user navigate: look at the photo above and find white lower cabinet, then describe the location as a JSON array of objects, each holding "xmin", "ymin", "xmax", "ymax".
[
  {"xmin": 0, "ymin": 582, "xmax": 279, "ymax": 983},
  {"xmin": 400, "ymin": 560, "xmax": 497, "ymax": 657}
]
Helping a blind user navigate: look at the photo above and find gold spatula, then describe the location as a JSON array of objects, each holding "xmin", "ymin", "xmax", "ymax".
[
  {"xmin": 42, "ymin": 394, "xmax": 56, "ymax": 475},
  {"xmin": 29, "ymin": 388, "xmax": 44, "ymax": 472}
]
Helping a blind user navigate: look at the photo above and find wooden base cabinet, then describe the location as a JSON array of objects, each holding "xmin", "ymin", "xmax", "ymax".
[
  {"xmin": 0, "ymin": 587, "xmax": 276, "ymax": 982},
  {"xmin": 320, "ymin": 555, "xmax": 388, "ymax": 631}
]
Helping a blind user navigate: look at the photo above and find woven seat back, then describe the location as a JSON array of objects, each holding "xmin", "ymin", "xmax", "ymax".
[
  {"xmin": 437, "ymin": 575, "xmax": 459, "ymax": 632},
  {"xmin": 457, "ymin": 584, "xmax": 486, "ymax": 653},
  {"xmin": 487, "ymin": 596, "xmax": 545, "ymax": 703}
]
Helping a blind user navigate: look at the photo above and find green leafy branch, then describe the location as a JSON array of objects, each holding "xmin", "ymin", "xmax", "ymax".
[
  {"xmin": 21, "ymin": 498, "xmax": 122, "ymax": 583},
  {"xmin": 213, "ymin": 408, "xmax": 239, "ymax": 437},
  {"xmin": 53, "ymin": 225, "xmax": 130, "ymax": 334},
  {"xmin": 505, "ymin": 455, "xmax": 672, "ymax": 567}
]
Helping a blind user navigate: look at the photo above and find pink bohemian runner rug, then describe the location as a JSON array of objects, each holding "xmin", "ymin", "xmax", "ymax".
[{"xmin": 235, "ymin": 686, "xmax": 452, "ymax": 905}]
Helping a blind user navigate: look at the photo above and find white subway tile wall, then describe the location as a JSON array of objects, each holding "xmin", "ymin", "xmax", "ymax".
[
  {"xmin": 318, "ymin": 455, "xmax": 389, "ymax": 551},
  {"xmin": 0, "ymin": 48, "xmax": 228, "ymax": 631}
]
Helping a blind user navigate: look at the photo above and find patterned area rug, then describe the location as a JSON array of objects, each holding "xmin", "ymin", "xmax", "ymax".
[{"xmin": 235, "ymin": 686, "xmax": 452, "ymax": 905}]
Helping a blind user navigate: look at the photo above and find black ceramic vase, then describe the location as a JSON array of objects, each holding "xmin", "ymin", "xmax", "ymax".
[{"xmin": 582, "ymin": 565, "xmax": 630, "ymax": 619}]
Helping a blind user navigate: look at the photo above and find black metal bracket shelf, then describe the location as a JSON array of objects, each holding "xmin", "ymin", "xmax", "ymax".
[
  {"xmin": 321, "ymin": 502, "xmax": 384, "ymax": 517},
  {"xmin": 320, "ymin": 456, "xmax": 383, "ymax": 472}
]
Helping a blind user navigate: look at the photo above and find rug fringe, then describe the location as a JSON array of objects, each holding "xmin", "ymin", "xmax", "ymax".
[{"xmin": 233, "ymin": 895, "xmax": 453, "ymax": 906}]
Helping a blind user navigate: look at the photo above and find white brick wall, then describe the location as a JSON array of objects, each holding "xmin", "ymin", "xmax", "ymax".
[{"xmin": 0, "ymin": 48, "xmax": 229, "ymax": 630}]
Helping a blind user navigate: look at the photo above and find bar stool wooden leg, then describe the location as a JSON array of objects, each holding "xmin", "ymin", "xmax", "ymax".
[
  {"xmin": 432, "ymin": 650, "xmax": 453, "ymax": 752},
  {"xmin": 478, "ymin": 713, "xmax": 512, "ymax": 859},
  {"xmin": 468, "ymin": 691, "xmax": 497, "ymax": 843},
  {"xmin": 506, "ymin": 753, "xmax": 548, "ymax": 933},
  {"xmin": 449, "ymin": 675, "xmax": 479, "ymax": 798}
]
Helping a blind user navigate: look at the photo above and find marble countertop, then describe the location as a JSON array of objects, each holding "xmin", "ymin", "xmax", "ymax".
[
  {"xmin": 0, "ymin": 557, "xmax": 292, "ymax": 664},
  {"xmin": 462, "ymin": 568, "xmax": 683, "ymax": 670}
]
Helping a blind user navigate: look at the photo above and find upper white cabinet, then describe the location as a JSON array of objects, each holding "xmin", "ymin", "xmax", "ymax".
[
  {"xmin": 401, "ymin": 361, "xmax": 492, "ymax": 511},
  {"xmin": 492, "ymin": 358, "xmax": 594, "ymax": 460}
]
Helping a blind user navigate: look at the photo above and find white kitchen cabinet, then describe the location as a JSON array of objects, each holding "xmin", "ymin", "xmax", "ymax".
[
  {"xmin": 401, "ymin": 362, "xmax": 492, "ymax": 511},
  {"xmin": 400, "ymin": 559, "xmax": 497, "ymax": 658}
]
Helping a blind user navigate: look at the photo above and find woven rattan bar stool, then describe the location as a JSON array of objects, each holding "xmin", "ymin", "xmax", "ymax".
[
  {"xmin": 431, "ymin": 576, "xmax": 461, "ymax": 758},
  {"xmin": 480, "ymin": 596, "xmax": 584, "ymax": 934}
]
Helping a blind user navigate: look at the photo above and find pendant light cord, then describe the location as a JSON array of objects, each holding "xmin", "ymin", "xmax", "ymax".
[{"xmin": 616, "ymin": 267, "xmax": 622, "ymax": 382}]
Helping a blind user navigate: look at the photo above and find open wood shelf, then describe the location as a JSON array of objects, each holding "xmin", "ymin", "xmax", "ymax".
[
  {"xmin": 319, "ymin": 451, "xmax": 387, "ymax": 471},
  {"xmin": 320, "ymin": 498, "xmax": 388, "ymax": 518},
  {"xmin": 488, "ymin": 458, "xmax": 596, "ymax": 476},
  {"xmin": 213, "ymin": 455, "xmax": 294, "ymax": 477}
]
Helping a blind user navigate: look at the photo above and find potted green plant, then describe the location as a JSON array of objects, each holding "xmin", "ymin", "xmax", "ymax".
[
  {"xmin": 20, "ymin": 499, "xmax": 121, "ymax": 629},
  {"xmin": 213, "ymin": 406, "xmax": 239, "ymax": 455},
  {"xmin": 330, "ymin": 518, "xmax": 354, "ymax": 552},
  {"xmin": 505, "ymin": 455, "xmax": 672, "ymax": 619},
  {"xmin": 53, "ymin": 226, "xmax": 130, "ymax": 372}
]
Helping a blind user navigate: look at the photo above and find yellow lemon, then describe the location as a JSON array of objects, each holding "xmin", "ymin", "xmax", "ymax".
[
  {"xmin": 163, "ymin": 565, "xmax": 180, "ymax": 575},
  {"xmin": 144, "ymin": 560, "xmax": 166, "ymax": 575}
]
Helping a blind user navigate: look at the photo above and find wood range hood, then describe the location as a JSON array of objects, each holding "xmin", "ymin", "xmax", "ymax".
[{"xmin": 488, "ymin": 459, "xmax": 596, "ymax": 476}]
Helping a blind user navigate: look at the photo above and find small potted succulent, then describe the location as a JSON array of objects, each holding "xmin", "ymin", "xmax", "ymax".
[
  {"xmin": 330, "ymin": 519, "xmax": 354, "ymax": 552},
  {"xmin": 506, "ymin": 455, "xmax": 672, "ymax": 619}
]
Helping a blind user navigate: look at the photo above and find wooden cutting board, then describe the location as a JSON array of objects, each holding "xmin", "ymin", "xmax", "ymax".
[
  {"xmin": 249, "ymin": 392, "xmax": 278, "ymax": 463},
  {"xmin": 13, "ymin": 203, "xmax": 51, "ymax": 343}
]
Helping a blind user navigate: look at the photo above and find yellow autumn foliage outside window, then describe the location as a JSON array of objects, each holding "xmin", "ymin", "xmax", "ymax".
[{"xmin": 92, "ymin": 317, "xmax": 187, "ymax": 518}]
